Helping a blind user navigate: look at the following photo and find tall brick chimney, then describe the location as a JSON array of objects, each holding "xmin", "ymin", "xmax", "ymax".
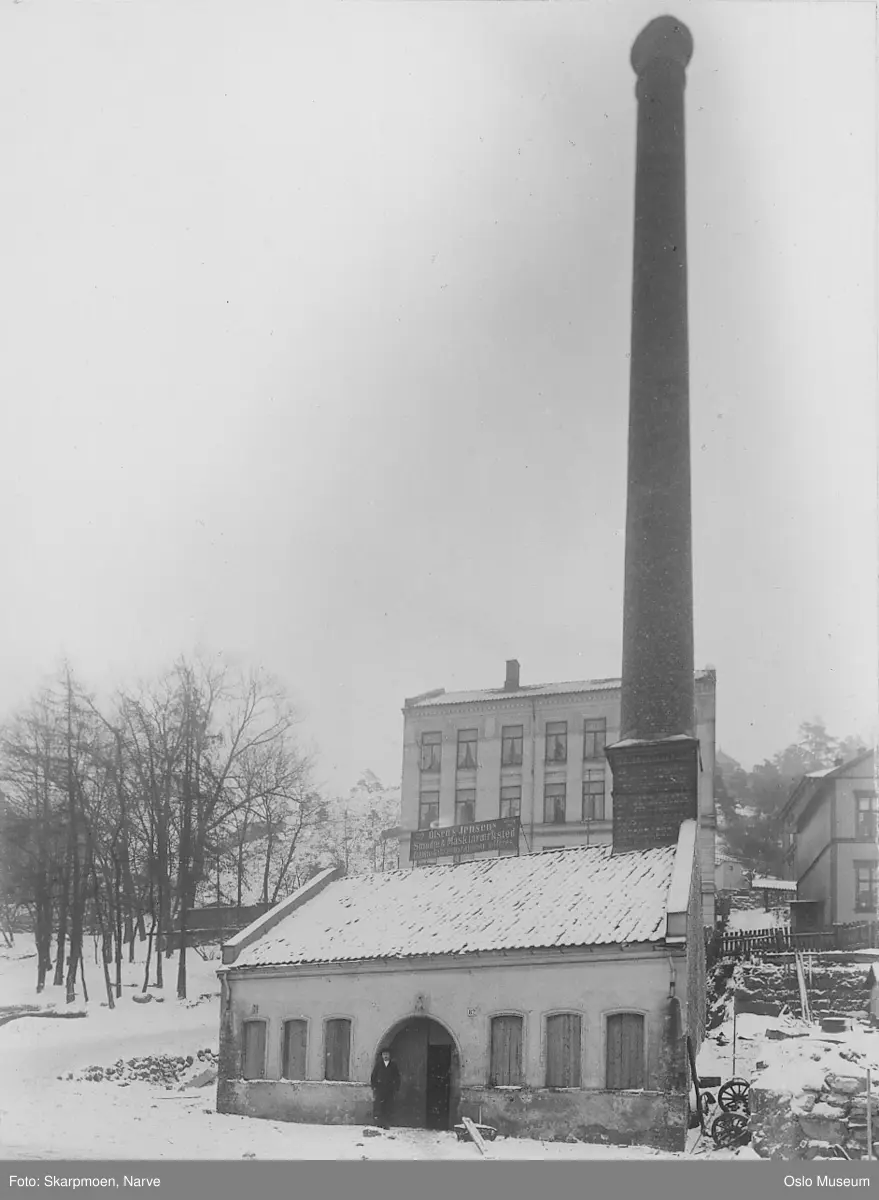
[
  {"xmin": 504, "ymin": 659, "xmax": 520, "ymax": 691},
  {"xmin": 606, "ymin": 16, "xmax": 699, "ymax": 853}
]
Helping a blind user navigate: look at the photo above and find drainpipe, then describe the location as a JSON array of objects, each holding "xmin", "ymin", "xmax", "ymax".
[{"xmin": 529, "ymin": 698, "xmax": 537, "ymax": 850}]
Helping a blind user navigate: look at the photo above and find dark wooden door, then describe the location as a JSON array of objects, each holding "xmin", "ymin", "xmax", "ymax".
[
  {"xmin": 242, "ymin": 1020, "xmax": 266, "ymax": 1080},
  {"xmin": 606, "ymin": 1013, "xmax": 645, "ymax": 1089},
  {"xmin": 325, "ymin": 1019, "xmax": 351, "ymax": 1081},
  {"xmin": 390, "ymin": 1023, "xmax": 429, "ymax": 1127},
  {"xmin": 426, "ymin": 1044, "xmax": 452, "ymax": 1129},
  {"xmin": 490, "ymin": 1016, "xmax": 523, "ymax": 1086},
  {"xmin": 546, "ymin": 1013, "xmax": 581, "ymax": 1088},
  {"xmin": 282, "ymin": 1019, "xmax": 307, "ymax": 1080}
]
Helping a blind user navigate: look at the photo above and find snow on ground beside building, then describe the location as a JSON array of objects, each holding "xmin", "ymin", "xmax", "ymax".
[{"xmin": 0, "ymin": 943, "xmax": 679, "ymax": 1161}]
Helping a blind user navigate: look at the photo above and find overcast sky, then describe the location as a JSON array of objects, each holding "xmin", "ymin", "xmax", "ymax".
[{"xmin": 0, "ymin": 0, "xmax": 875, "ymax": 795}]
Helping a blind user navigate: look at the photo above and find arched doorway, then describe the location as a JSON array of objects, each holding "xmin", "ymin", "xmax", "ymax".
[{"xmin": 376, "ymin": 1017, "xmax": 459, "ymax": 1131}]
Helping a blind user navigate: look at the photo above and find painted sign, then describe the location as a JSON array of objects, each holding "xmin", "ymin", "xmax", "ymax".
[{"xmin": 410, "ymin": 816, "xmax": 521, "ymax": 863}]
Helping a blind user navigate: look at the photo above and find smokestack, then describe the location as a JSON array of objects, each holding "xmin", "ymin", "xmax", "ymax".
[
  {"xmin": 620, "ymin": 15, "xmax": 695, "ymax": 744},
  {"xmin": 504, "ymin": 659, "xmax": 520, "ymax": 691},
  {"xmin": 607, "ymin": 17, "xmax": 699, "ymax": 853}
]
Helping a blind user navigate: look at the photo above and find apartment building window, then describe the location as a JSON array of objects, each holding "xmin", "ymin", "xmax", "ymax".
[
  {"xmin": 455, "ymin": 789, "xmax": 476, "ymax": 826},
  {"xmin": 501, "ymin": 725, "xmax": 523, "ymax": 767},
  {"xmin": 582, "ymin": 770, "xmax": 606, "ymax": 821},
  {"xmin": 420, "ymin": 732, "xmax": 442, "ymax": 773},
  {"xmin": 489, "ymin": 1015, "xmax": 523, "ymax": 1087},
  {"xmin": 457, "ymin": 729, "xmax": 478, "ymax": 770},
  {"xmin": 855, "ymin": 863, "xmax": 878, "ymax": 913},
  {"xmin": 242, "ymin": 1020, "xmax": 267, "ymax": 1080},
  {"xmin": 546, "ymin": 1013, "xmax": 582, "ymax": 1089},
  {"xmin": 545, "ymin": 721, "xmax": 567, "ymax": 764},
  {"xmin": 544, "ymin": 782, "xmax": 566, "ymax": 825},
  {"xmin": 324, "ymin": 1019, "xmax": 351, "ymax": 1081},
  {"xmin": 418, "ymin": 791, "xmax": 439, "ymax": 830},
  {"xmin": 500, "ymin": 785, "xmax": 521, "ymax": 820},
  {"xmin": 856, "ymin": 793, "xmax": 877, "ymax": 840},
  {"xmin": 583, "ymin": 718, "xmax": 607, "ymax": 761}
]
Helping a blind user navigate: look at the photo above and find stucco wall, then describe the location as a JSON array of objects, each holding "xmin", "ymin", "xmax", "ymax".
[
  {"xmin": 795, "ymin": 799, "xmax": 832, "ymax": 883},
  {"xmin": 797, "ymin": 851, "xmax": 831, "ymax": 927},
  {"xmin": 217, "ymin": 948, "xmax": 690, "ymax": 1144}
]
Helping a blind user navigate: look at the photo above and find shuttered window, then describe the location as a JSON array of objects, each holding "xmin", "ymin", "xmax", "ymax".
[
  {"xmin": 242, "ymin": 1020, "xmax": 267, "ymax": 1080},
  {"xmin": 546, "ymin": 1013, "xmax": 582, "ymax": 1088},
  {"xmin": 282, "ymin": 1019, "xmax": 308, "ymax": 1080},
  {"xmin": 489, "ymin": 1015, "xmax": 523, "ymax": 1086},
  {"xmin": 606, "ymin": 1013, "xmax": 645, "ymax": 1090},
  {"xmin": 324, "ymin": 1018, "xmax": 351, "ymax": 1081}
]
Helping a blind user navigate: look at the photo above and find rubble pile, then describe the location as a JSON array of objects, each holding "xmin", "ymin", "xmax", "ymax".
[
  {"xmin": 736, "ymin": 959, "xmax": 871, "ymax": 1021},
  {"xmin": 70, "ymin": 1048, "xmax": 218, "ymax": 1089},
  {"xmin": 749, "ymin": 1036, "xmax": 879, "ymax": 1159}
]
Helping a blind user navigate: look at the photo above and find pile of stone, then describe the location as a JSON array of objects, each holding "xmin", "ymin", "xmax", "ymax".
[
  {"xmin": 70, "ymin": 1047, "xmax": 218, "ymax": 1089},
  {"xmin": 750, "ymin": 1046, "xmax": 879, "ymax": 1159}
]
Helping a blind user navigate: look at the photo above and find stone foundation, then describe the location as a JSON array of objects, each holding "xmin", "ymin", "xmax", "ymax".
[
  {"xmin": 218, "ymin": 1078, "xmax": 374, "ymax": 1126},
  {"xmin": 216, "ymin": 1078, "xmax": 687, "ymax": 1150},
  {"xmin": 460, "ymin": 1087, "xmax": 688, "ymax": 1151},
  {"xmin": 751, "ymin": 1072, "xmax": 879, "ymax": 1160}
]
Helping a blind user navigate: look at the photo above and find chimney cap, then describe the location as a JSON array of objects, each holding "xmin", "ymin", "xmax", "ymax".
[{"xmin": 631, "ymin": 16, "xmax": 693, "ymax": 75}]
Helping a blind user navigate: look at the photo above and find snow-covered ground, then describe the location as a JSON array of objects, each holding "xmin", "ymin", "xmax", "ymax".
[{"xmin": 0, "ymin": 941, "xmax": 692, "ymax": 1161}]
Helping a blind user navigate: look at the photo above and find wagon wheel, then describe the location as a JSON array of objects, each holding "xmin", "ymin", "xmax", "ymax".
[
  {"xmin": 711, "ymin": 1112, "xmax": 749, "ymax": 1149},
  {"xmin": 718, "ymin": 1078, "xmax": 751, "ymax": 1115}
]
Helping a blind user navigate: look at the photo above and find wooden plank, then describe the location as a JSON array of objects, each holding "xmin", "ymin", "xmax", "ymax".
[{"xmin": 462, "ymin": 1116, "xmax": 489, "ymax": 1158}]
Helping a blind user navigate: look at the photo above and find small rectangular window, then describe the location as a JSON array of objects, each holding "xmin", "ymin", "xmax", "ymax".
[
  {"xmin": 582, "ymin": 769, "xmax": 606, "ymax": 821},
  {"xmin": 455, "ymin": 789, "xmax": 476, "ymax": 826},
  {"xmin": 418, "ymin": 791, "xmax": 439, "ymax": 830},
  {"xmin": 242, "ymin": 1020, "xmax": 266, "ymax": 1080},
  {"xmin": 420, "ymin": 732, "xmax": 442, "ymax": 773},
  {"xmin": 583, "ymin": 718, "xmax": 607, "ymax": 761},
  {"xmin": 500, "ymin": 785, "xmax": 521, "ymax": 819},
  {"xmin": 856, "ymin": 793, "xmax": 877, "ymax": 840},
  {"xmin": 490, "ymin": 1015, "xmax": 523, "ymax": 1086},
  {"xmin": 282, "ymin": 1019, "xmax": 307, "ymax": 1080},
  {"xmin": 544, "ymin": 782, "xmax": 566, "ymax": 825},
  {"xmin": 545, "ymin": 721, "xmax": 567, "ymax": 764},
  {"xmin": 457, "ymin": 729, "xmax": 478, "ymax": 770},
  {"xmin": 855, "ymin": 863, "xmax": 878, "ymax": 913},
  {"xmin": 501, "ymin": 725, "xmax": 523, "ymax": 767},
  {"xmin": 324, "ymin": 1018, "xmax": 351, "ymax": 1081}
]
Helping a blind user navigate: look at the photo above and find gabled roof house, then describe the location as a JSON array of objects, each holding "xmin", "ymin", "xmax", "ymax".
[{"xmin": 217, "ymin": 820, "xmax": 705, "ymax": 1149}]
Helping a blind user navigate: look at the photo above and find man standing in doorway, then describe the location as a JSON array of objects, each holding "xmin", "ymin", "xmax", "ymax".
[{"xmin": 371, "ymin": 1047, "xmax": 401, "ymax": 1129}]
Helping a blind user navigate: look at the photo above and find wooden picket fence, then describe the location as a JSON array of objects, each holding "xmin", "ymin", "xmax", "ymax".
[{"xmin": 708, "ymin": 919, "xmax": 879, "ymax": 963}]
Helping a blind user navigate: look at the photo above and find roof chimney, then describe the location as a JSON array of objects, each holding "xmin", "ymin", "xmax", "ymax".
[{"xmin": 504, "ymin": 659, "xmax": 520, "ymax": 691}]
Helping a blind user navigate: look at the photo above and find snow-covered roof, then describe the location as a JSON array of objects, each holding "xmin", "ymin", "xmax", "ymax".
[
  {"xmin": 225, "ymin": 841, "xmax": 683, "ymax": 970},
  {"xmin": 404, "ymin": 668, "xmax": 715, "ymax": 709}
]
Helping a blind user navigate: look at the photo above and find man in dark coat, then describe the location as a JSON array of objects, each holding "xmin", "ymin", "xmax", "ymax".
[{"xmin": 370, "ymin": 1047, "xmax": 401, "ymax": 1129}]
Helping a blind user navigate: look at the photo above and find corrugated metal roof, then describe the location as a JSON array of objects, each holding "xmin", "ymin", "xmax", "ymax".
[
  {"xmin": 751, "ymin": 876, "xmax": 797, "ymax": 892},
  {"xmin": 406, "ymin": 669, "xmax": 715, "ymax": 709},
  {"xmin": 230, "ymin": 843, "xmax": 677, "ymax": 970}
]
